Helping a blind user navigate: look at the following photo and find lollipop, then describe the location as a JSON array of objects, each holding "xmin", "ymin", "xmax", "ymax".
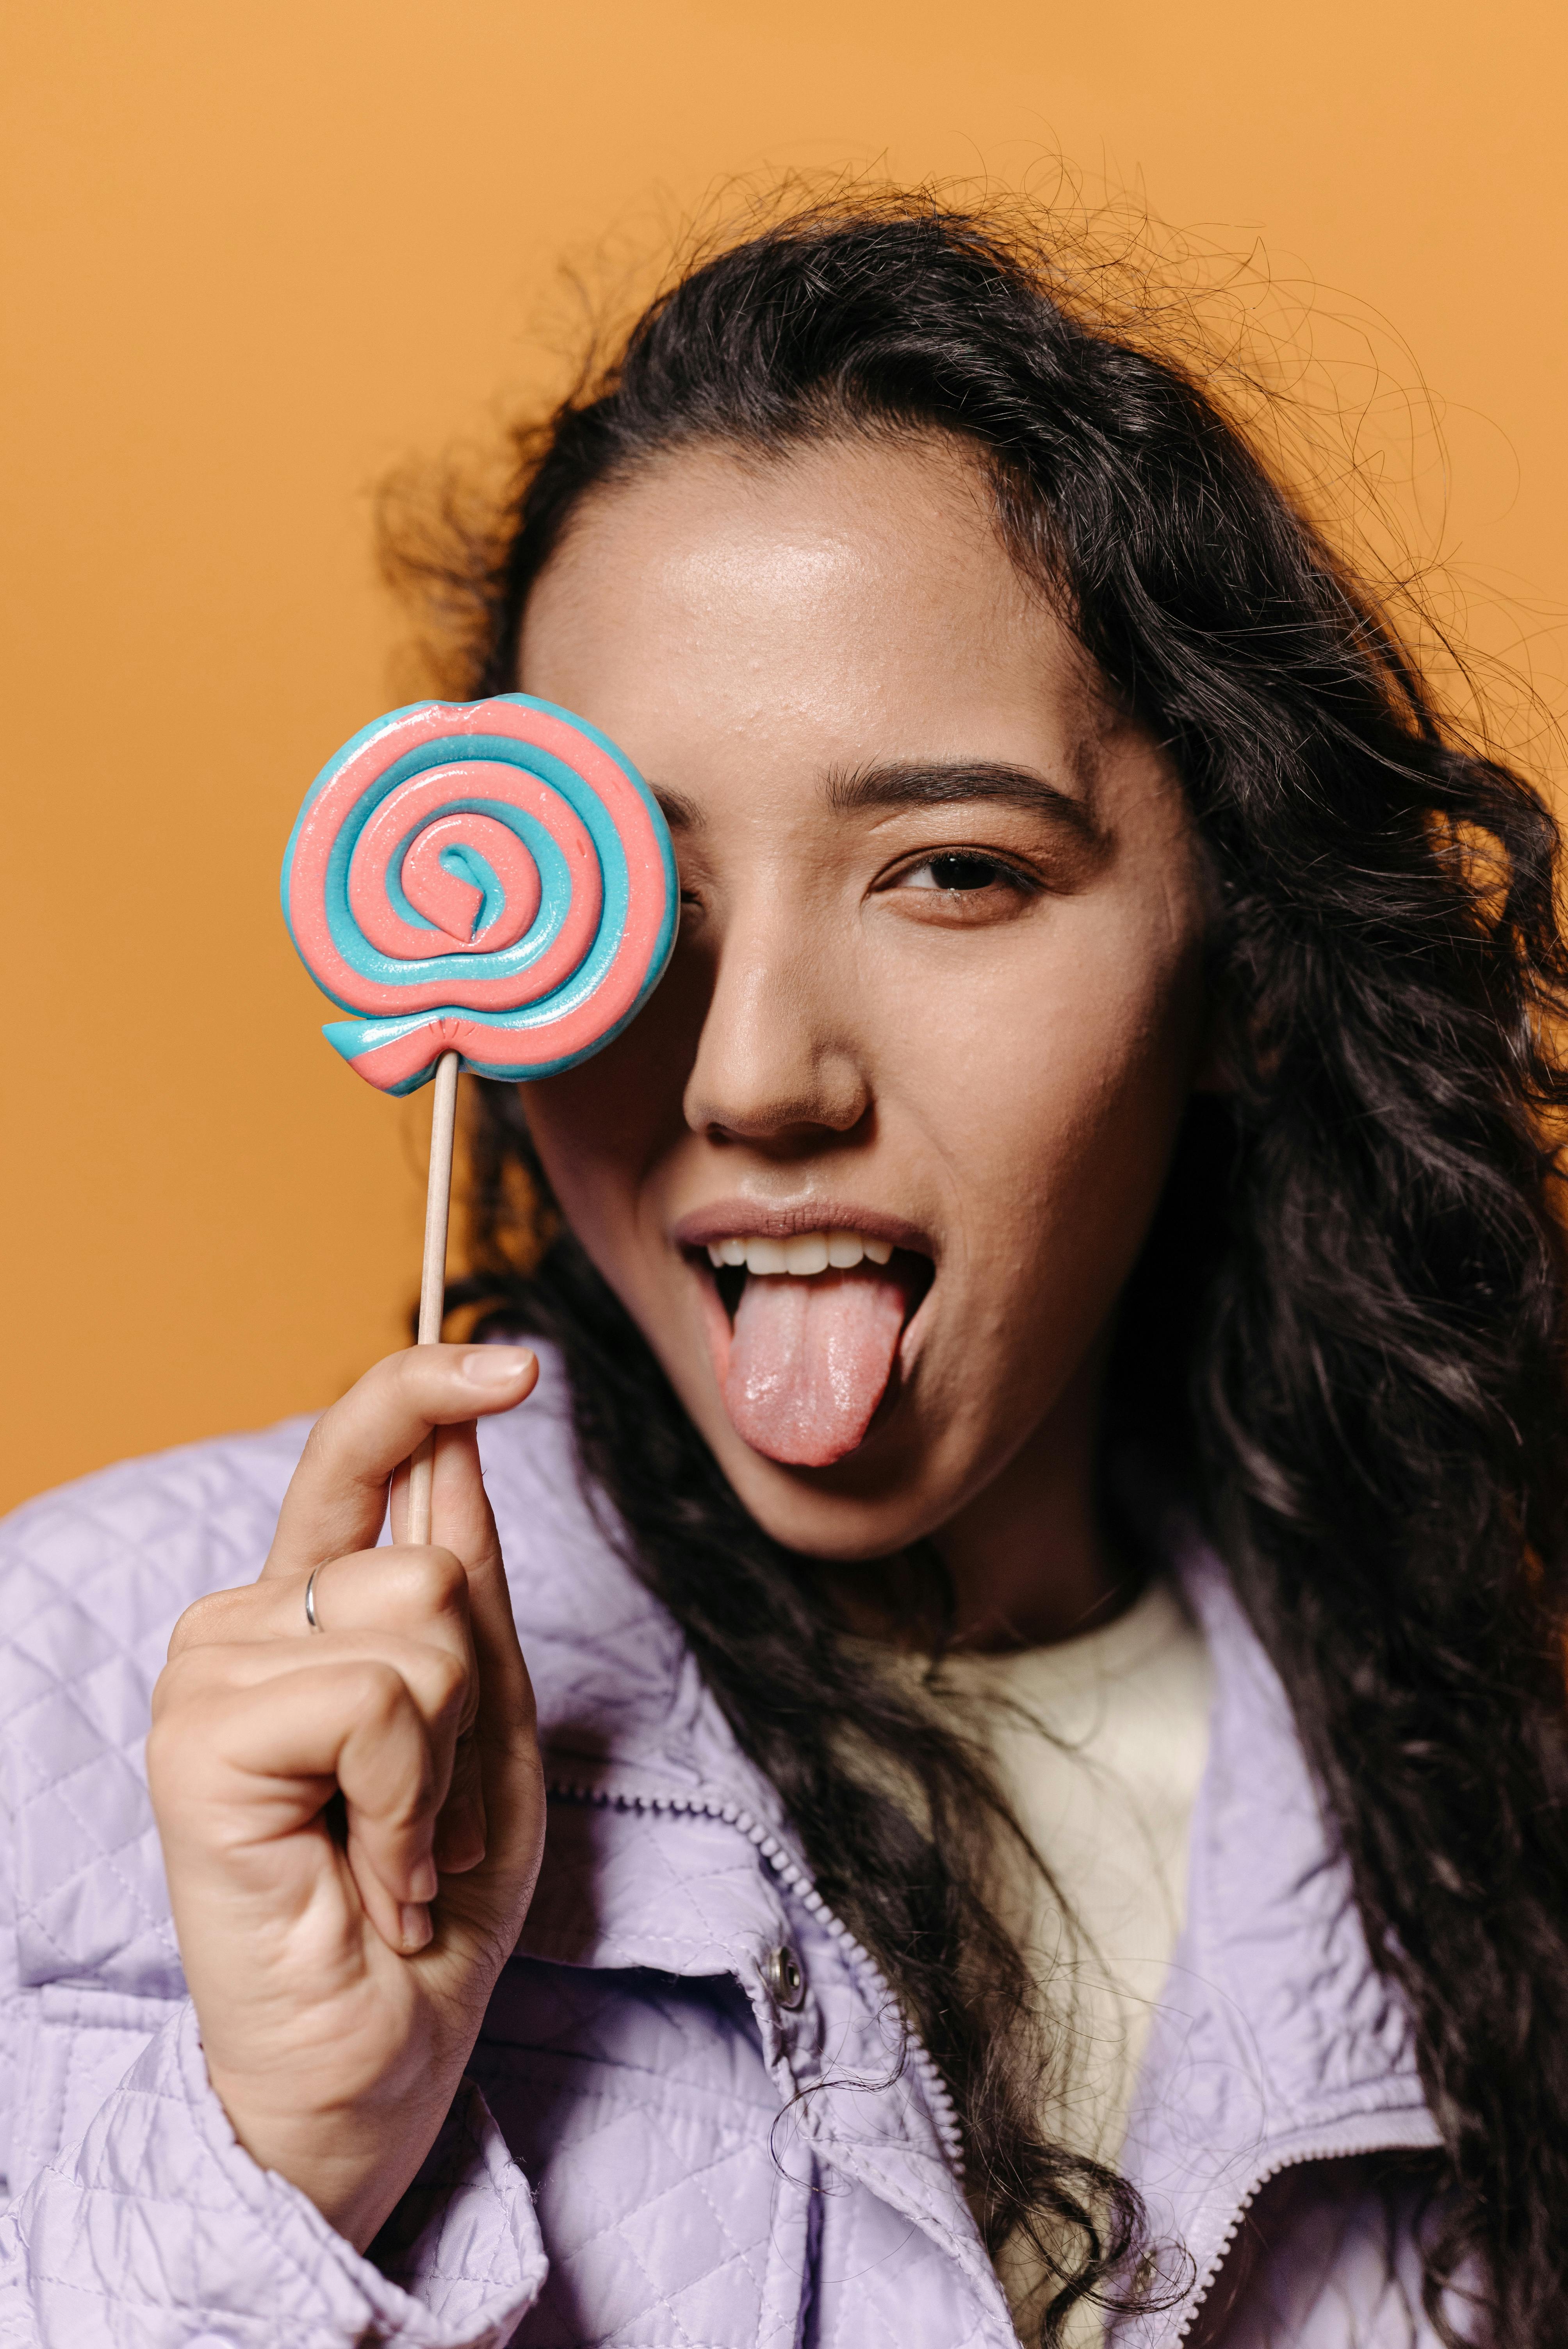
[
  {"xmin": 282, "ymin": 692, "xmax": 677, "ymax": 1536},
  {"xmin": 282, "ymin": 692, "xmax": 676, "ymax": 1095}
]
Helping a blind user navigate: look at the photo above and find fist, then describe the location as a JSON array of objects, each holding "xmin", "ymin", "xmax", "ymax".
[{"xmin": 147, "ymin": 1345, "xmax": 546, "ymax": 2249}]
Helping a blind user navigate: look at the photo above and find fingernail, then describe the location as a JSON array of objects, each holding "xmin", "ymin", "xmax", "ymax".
[
  {"xmin": 401, "ymin": 1902, "xmax": 432, "ymax": 1952},
  {"xmin": 461, "ymin": 1347, "xmax": 533, "ymax": 1387},
  {"xmin": 409, "ymin": 1857, "xmax": 438, "ymax": 1903}
]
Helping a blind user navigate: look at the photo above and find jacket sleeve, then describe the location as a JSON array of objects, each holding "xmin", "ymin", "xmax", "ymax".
[
  {"xmin": 0, "ymin": 1439, "xmax": 550, "ymax": 2344},
  {"xmin": 0, "ymin": 2000, "xmax": 548, "ymax": 2348}
]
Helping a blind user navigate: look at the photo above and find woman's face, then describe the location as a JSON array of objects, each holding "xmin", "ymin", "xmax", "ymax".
[{"xmin": 519, "ymin": 435, "xmax": 1208, "ymax": 1568}]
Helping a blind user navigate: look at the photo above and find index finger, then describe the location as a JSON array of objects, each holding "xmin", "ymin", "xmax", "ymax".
[{"xmin": 264, "ymin": 1345, "xmax": 536, "ymax": 1580}]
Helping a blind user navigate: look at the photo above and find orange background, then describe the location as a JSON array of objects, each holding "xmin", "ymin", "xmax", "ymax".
[{"xmin": 4, "ymin": 0, "xmax": 1565, "ymax": 1513}]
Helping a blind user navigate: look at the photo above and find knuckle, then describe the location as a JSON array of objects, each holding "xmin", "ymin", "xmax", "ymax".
[
  {"xmin": 143, "ymin": 1711, "xmax": 177, "ymax": 1782},
  {"xmin": 389, "ymin": 1345, "xmax": 429, "ymax": 1397},
  {"xmin": 342, "ymin": 1656, "xmax": 413, "ymax": 1727},
  {"xmin": 428, "ymin": 1646, "xmax": 473, "ymax": 1721},
  {"xmin": 150, "ymin": 1647, "xmax": 213, "ymax": 1720},
  {"xmin": 376, "ymin": 1545, "xmax": 469, "ymax": 1628},
  {"xmin": 166, "ymin": 1588, "xmax": 242, "ymax": 1657},
  {"xmin": 144, "ymin": 1688, "xmax": 212, "ymax": 1798},
  {"xmin": 294, "ymin": 1414, "xmax": 333, "ymax": 1475},
  {"xmin": 406, "ymin": 1546, "xmax": 469, "ymax": 1614},
  {"xmin": 339, "ymin": 1344, "xmax": 408, "ymax": 1412}
]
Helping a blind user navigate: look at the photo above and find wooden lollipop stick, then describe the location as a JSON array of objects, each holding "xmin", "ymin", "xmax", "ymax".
[{"xmin": 404, "ymin": 1049, "xmax": 461, "ymax": 1545}]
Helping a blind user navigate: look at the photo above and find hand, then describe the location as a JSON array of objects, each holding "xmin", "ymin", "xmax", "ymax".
[{"xmin": 147, "ymin": 1345, "xmax": 545, "ymax": 2250}]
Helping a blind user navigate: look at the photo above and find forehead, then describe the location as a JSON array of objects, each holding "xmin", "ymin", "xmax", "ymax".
[
  {"xmin": 517, "ymin": 435, "xmax": 1107, "ymax": 775},
  {"xmin": 528, "ymin": 431, "xmax": 1027, "ymax": 614}
]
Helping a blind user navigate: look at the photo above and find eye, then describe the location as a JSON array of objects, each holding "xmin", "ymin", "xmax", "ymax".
[{"xmin": 893, "ymin": 852, "xmax": 1030, "ymax": 895}]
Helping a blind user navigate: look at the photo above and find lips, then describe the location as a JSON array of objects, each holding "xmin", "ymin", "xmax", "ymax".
[{"xmin": 676, "ymin": 1207, "xmax": 934, "ymax": 1468}]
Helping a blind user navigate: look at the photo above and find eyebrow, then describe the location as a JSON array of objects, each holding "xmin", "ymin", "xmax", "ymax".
[
  {"xmin": 652, "ymin": 785, "xmax": 705, "ymax": 832},
  {"xmin": 650, "ymin": 756, "xmax": 1105, "ymax": 842},
  {"xmin": 825, "ymin": 758, "xmax": 1104, "ymax": 841}
]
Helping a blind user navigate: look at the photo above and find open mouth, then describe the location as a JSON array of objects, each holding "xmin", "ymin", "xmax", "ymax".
[{"xmin": 681, "ymin": 1221, "xmax": 935, "ymax": 1469}]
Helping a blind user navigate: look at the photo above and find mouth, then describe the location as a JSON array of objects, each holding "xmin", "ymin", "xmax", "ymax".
[{"xmin": 674, "ymin": 1207, "xmax": 935, "ymax": 1470}]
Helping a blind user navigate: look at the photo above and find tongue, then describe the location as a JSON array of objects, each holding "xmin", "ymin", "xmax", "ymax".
[{"xmin": 724, "ymin": 1265, "xmax": 907, "ymax": 1467}]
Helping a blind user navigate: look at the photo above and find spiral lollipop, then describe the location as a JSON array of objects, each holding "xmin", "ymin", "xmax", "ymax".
[
  {"xmin": 281, "ymin": 692, "xmax": 677, "ymax": 1540},
  {"xmin": 282, "ymin": 692, "xmax": 677, "ymax": 1096}
]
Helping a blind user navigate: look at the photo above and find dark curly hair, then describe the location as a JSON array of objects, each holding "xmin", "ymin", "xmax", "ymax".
[{"xmin": 387, "ymin": 192, "xmax": 1568, "ymax": 2344}]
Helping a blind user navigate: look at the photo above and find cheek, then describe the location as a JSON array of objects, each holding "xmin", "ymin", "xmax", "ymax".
[
  {"xmin": 908, "ymin": 925, "xmax": 1200, "ymax": 1333},
  {"xmin": 519, "ymin": 947, "xmax": 710, "ymax": 1269},
  {"xmin": 518, "ymin": 1062, "xmax": 662, "ymax": 1286}
]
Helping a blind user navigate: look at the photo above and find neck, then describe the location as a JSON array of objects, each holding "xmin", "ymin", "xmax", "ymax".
[{"xmin": 932, "ymin": 1351, "xmax": 1129, "ymax": 1650}]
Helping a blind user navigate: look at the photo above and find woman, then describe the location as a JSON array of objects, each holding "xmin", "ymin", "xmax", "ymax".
[{"xmin": 2, "ymin": 196, "xmax": 1566, "ymax": 2348}]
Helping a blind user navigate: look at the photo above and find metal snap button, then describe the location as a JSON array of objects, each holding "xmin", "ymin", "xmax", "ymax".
[{"xmin": 763, "ymin": 1943, "xmax": 805, "ymax": 2010}]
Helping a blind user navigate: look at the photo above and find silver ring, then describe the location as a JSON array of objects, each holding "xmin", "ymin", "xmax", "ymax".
[{"xmin": 303, "ymin": 1565, "xmax": 325, "ymax": 1634}]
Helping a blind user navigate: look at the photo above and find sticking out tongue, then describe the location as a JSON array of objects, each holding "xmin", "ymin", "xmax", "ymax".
[{"xmin": 724, "ymin": 1264, "xmax": 909, "ymax": 1467}]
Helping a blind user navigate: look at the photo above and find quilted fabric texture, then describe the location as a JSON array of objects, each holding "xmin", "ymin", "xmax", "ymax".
[{"xmin": 0, "ymin": 1351, "xmax": 1451, "ymax": 2346}]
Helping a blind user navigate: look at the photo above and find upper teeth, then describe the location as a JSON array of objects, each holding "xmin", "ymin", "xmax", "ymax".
[{"xmin": 706, "ymin": 1230, "xmax": 894, "ymax": 1274}]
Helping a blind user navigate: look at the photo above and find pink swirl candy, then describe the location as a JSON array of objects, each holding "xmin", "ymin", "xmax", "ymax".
[{"xmin": 281, "ymin": 694, "xmax": 677, "ymax": 1094}]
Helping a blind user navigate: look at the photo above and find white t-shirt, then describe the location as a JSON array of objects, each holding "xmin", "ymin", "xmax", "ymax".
[{"xmin": 865, "ymin": 1576, "xmax": 1213, "ymax": 2338}]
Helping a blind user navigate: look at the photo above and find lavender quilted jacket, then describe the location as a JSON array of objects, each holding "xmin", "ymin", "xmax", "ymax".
[{"xmin": 0, "ymin": 1353, "xmax": 1454, "ymax": 2348}]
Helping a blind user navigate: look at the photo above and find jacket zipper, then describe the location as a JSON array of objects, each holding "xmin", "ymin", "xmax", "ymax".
[
  {"xmin": 543, "ymin": 1772, "xmax": 967, "ymax": 2171},
  {"xmin": 1171, "ymin": 2148, "xmax": 1308, "ymax": 2340},
  {"xmin": 1172, "ymin": 2119, "xmax": 1439, "ymax": 2342}
]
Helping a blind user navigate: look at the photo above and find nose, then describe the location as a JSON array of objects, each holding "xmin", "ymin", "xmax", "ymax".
[{"xmin": 682, "ymin": 902, "xmax": 870, "ymax": 1149}]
